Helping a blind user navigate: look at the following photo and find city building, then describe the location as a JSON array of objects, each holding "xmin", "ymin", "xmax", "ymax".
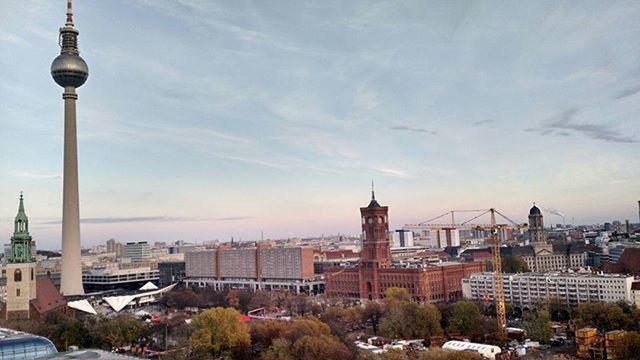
[
  {"xmin": 51, "ymin": 0, "xmax": 88, "ymax": 296},
  {"xmin": 158, "ymin": 261, "xmax": 185, "ymax": 286},
  {"xmin": 123, "ymin": 242, "xmax": 151, "ymax": 262},
  {"xmin": 184, "ymin": 245, "xmax": 323, "ymax": 294},
  {"xmin": 0, "ymin": 197, "xmax": 72, "ymax": 322},
  {"xmin": 392, "ymin": 230, "xmax": 414, "ymax": 247},
  {"xmin": 105, "ymin": 239, "xmax": 124, "ymax": 257},
  {"xmin": 462, "ymin": 272, "xmax": 635, "ymax": 307},
  {"xmin": 0, "ymin": 327, "xmax": 58, "ymax": 358},
  {"xmin": 324, "ymin": 191, "xmax": 484, "ymax": 302},
  {"xmin": 82, "ymin": 266, "xmax": 159, "ymax": 292},
  {"xmin": 501, "ymin": 243, "xmax": 589, "ymax": 272},
  {"xmin": 631, "ymin": 282, "xmax": 640, "ymax": 307},
  {"xmin": 496, "ymin": 207, "xmax": 588, "ymax": 272},
  {"xmin": 4, "ymin": 194, "xmax": 37, "ymax": 320}
]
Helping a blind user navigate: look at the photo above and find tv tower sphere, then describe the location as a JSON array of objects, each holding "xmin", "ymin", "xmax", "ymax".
[{"xmin": 51, "ymin": 53, "xmax": 88, "ymax": 88}]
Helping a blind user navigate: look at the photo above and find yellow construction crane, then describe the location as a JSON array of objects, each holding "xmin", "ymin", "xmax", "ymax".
[
  {"xmin": 414, "ymin": 208, "xmax": 526, "ymax": 339},
  {"xmin": 489, "ymin": 208, "xmax": 507, "ymax": 339}
]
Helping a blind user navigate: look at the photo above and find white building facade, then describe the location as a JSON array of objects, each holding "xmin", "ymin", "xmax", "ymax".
[{"xmin": 462, "ymin": 272, "xmax": 634, "ymax": 307}]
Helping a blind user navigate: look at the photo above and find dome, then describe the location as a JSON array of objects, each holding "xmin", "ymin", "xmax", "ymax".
[
  {"xmin": 529, "ymin": 205, "xmax": 541, "ymax": 215},
  {"xmin": 51, "ymin": 53, "xmax": 89, "ymax": 88}
]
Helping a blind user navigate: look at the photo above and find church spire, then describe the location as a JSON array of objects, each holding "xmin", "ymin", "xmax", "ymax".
[
  {"xmin": 371, "ymin": 180, "xmax": 375, "ymax": 201},
  {"xmin": 366, "ymin": 181, "xmax": 381, "ymax": 208},
  {"xmin": 10, "ymin": 193, "xmax": 34, "ymax": 263}
]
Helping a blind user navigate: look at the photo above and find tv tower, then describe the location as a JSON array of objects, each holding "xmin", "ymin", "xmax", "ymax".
[{"xmin": 51, "ymin": 0, "xmax": 88, "ymax": 296}]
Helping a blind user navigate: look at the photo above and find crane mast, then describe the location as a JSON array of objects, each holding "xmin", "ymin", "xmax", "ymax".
[{"xmin": 490, "ymin": 208, "xmax": 506, "ymax": 338}]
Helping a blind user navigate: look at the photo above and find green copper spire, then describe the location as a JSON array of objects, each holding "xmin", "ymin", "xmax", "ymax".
[{"xmin": 10, "ymin": 192, "xmax": 34, "ymax": 263}]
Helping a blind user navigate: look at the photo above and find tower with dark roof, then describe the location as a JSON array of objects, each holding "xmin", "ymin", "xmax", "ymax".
[{"xmin": 528, "ymin": 203, "xmax": 546, "ymax": 244}]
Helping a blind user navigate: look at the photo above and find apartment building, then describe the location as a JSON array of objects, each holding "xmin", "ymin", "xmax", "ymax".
[
  {"xmin": 462, "ymin": 272, "xmax": 634, "ymax": 307},
  {"xmin": 184, "ymin": 245, "xmax": 322, "ymax": 294},
  {"xmin": 123, "ymin": 242, "xmax": 151, "ymax": 262}
]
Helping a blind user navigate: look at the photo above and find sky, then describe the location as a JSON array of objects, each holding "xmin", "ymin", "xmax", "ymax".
[{"xmin": 1, "ymin": 0, "xmax": 639, "ymax": 250}]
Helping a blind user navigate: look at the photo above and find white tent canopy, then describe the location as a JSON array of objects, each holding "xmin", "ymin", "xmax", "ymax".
[
  {"xmin": 103, "ymin": 283, "xmax": 177, "ymax": 312},
  {"xmin": 139, "ymin": 282, "xmax": 159, "ymax": 291},
  {"xmin": 67, "ymin": 299, "xmax": 97, "ymax": 315}
]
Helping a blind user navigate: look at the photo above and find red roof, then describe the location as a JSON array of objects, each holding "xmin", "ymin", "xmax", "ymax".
[
  {"xmin": 240, "ymin": 315, "xmax": 251, "ymax": 322},
  {"xmin": 607, "ymin": 248, "xmax": 640, "ymax": 276},
  {"xmin": 323, "ymin": 250, "xmax": 360, "ymax": 260},
  {"xmin": 30, "ymin": 277, "xmax": 67, "ymax": 315}
]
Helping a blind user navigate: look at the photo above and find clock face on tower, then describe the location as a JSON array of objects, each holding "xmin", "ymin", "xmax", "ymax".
[{"xmin": 367, "ymin": 217, "xmax": 374, "ymax": 224}]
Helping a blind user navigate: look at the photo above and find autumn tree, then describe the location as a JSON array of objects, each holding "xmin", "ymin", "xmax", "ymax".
[
  {"xmin": 447, "ymin": 301, "xmax": 484, "ymax": 340},
  {"xmin": 611, "ymin": 331, "xmax": 640, "ymax": 360},
  {"xmin": 190, "ymin": 307, "xmax": 251, "ymax": 358},
  {"xmin": 261, "ymin": 338, "xmax": 295, "ymax": 360},
  {"xmin": 418, "ymin": 348, "xmax": 481, "ymax": 359},
  {"xmin": 380, "ymin": 302, "xmax": 442, "ymax": 340},
  {"xmin": 546, "ymin": 297, "xmax": 571, "ymax": 322},
  {"xmin": 281, "ymin": 316, "xmax": 332, "ymax": 343},
  {"xmin": 363, "ymin": 301, "xmax": 384, "ymax": 335},
  {"xmin": 384, "ymin": 287, "xmax": 412, "ymax": 304},
  {"xmin": 160, "ymin": 288, "xmax": 201, "ymax": 309},
  {"xmin": 321, "ymin": 306, "xmax": 363, "ymax": 338},
  {"xmin": 37, "ymin": 312, "xmax": 94, "ymax": 351},
  {"xmin": 250, "ymin": 320, "xmax": 288, "ymax": 352},
  {"xmin": 574, "ymin": 302, "xmax": 633, "ymax": 332},
  {"xmin": 523, "ymin": 309, "xmax": 553, "ymax": 343},
  {"xmin": 291, "ymin": 334, "xmax": 353, "ymax": 360}
]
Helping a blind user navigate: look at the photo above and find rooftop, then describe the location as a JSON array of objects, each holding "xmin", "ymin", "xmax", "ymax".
[
  {"xmin": 473, "ymin": 271, "xmax": 633, "ymax": 279},
  {"xmin": 36, "ymin": 349, "xmax": 140, "ymax": 359}
]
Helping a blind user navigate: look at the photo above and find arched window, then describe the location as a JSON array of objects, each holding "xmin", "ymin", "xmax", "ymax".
[{"xmin": 14, "ymin": 269, "xmax": 22, "ymax": 282}]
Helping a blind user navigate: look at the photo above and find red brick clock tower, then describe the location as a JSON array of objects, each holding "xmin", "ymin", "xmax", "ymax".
[{"xmin": 358, "ymin": 186, "xmax": 392, "ymax": 300}]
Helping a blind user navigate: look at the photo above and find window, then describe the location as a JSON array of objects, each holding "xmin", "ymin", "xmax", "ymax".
[
  {"xmin": 31, "ymin": 268, "xmax": 34, "ymax": 280},
  {"xmin": 16, "ymin": 289, "xmax": 20, "ymax": 297},
  {"xmin": 14, "ymin": 269, "xmax": 22, "ymax": 282}
]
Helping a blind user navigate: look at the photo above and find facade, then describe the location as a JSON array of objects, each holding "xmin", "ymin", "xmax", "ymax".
[
  {"xmin": 82, "ymin": 267, "xmax": 159, "ymax": 292},
  {"xmin": 123, "ymin": 242, "xmax": 151, "ymax": 262},
  {"xmin": 632, "ymin": 282, "xmax": 640, "ymax": 307},
  {"xmin": 324, "ymin": 191, "xmax": 485, "ymax": 302},
  {"xmin": 500, "ymin": 205, "xmax": 589, "ymax": 273},
  {"xmin": 51, "ymin": 0, "xmax": 89, "ymax": 296},
  {"xmin": 158, "ymin": 261, "xmax": 185, "ymax": 286},
  {"xmin": 5, "ymin": 194, "xmax": 37, "ymax": 320},
  {"xmin": 462, "ymin": 272, "xmax": 635, "ymax": 307},
  {"xmin": 501, "ymin": 243, "xmax": 588, "ymax": 272},
  {"xmin": 185, "ymin": 246, "xmax": 322, "ymax": 294},
  {"xmin": 392, "ymin": 230, "xmax": 414, "ymax": 247}
]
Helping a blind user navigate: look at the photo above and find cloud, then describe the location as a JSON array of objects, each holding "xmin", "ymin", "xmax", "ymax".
[
  {"xmin": 14, "ymin": 171, "xmax": 61, "ymax": 179},
  {"xmin": 473, "ymin": 119, "xmax": 494, "ymax": 126},
  {"xmin": 41, "ymin": 215, "xmax": 253, "ymax": 225},
  {"xmin": 526, "ymin": 107, "xmax": 637, "ymax": 143},
  {"xmin": 376, "ymin": 167, "xmax": 410, "ymax": 179},
  {"xmin": 612, "ymin": 85, "xmax": 640, "ymax": 100},
  {"xmin": 389, "ymin": 125, "xmax": 437, "ymax": 135}
]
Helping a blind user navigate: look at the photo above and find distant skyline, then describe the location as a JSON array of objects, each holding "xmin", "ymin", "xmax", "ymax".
[{"xmin": 1, "ymin": 1, "xmax": 639, "ymax": 250}]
